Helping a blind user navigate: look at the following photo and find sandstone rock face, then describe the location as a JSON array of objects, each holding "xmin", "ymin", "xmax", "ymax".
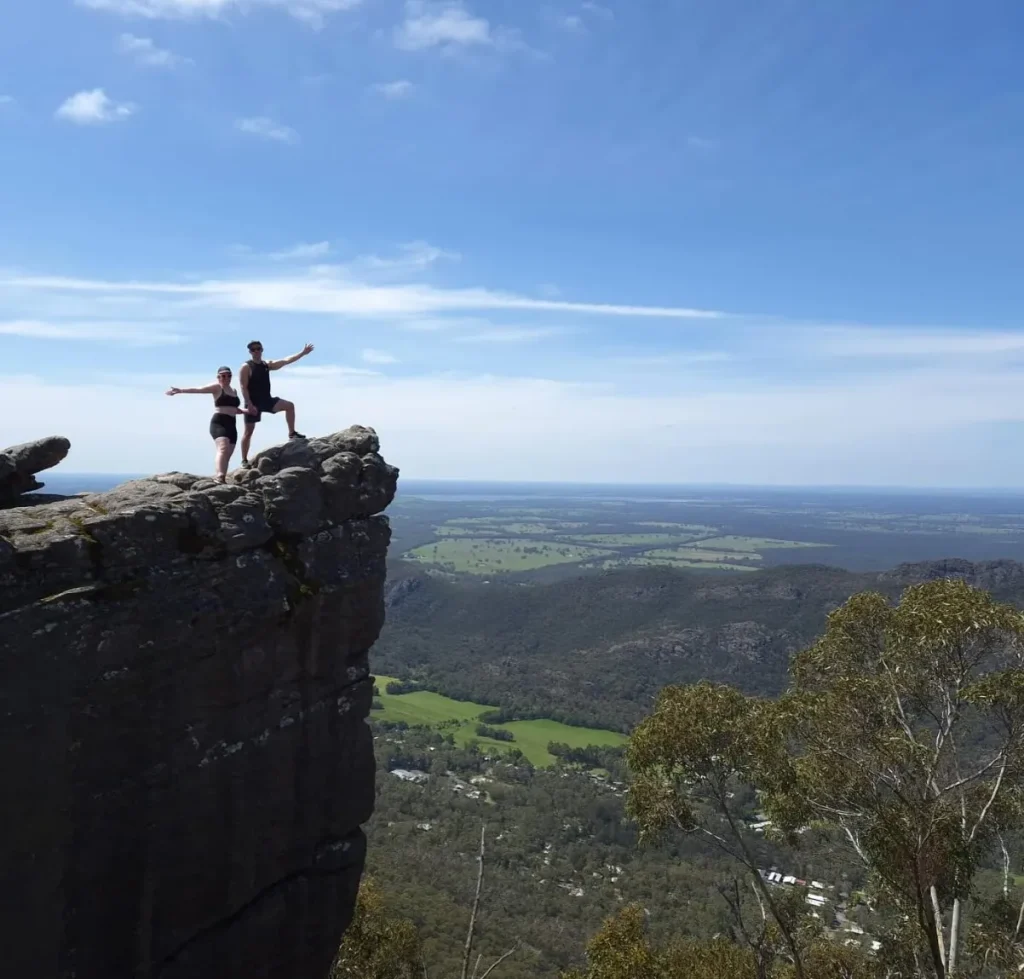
[
  {"xmin": 0, "ymin": 426, "xmax": 398, "ymax": 979},
  {"xmin": 0, "ymin": 434, "xmax": 71, "ymax": 507}
]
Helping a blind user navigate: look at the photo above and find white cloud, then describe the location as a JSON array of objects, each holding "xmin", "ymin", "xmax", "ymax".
[
  {"xmin": 235, "ymin": 116, "xmax": 298, "ymax": 143},
  {"xmin": 118, "ymin": 33, "xmax": 190, "ymax": 67},
  {"xmin": 56, "ymin": 89, "xmax": 136, "ymax": 125},
  {"xmin": 454, "ymin": 326, "xmax": 569, "ymax": 343},
  {"xmin": 580, "ymin": 1, "xmax": 613, "ymax": 18},
  {"xmin": 288, "ymin": 364, "xmax": 382, "ymax": 377},
  {"xmin": 559, "ymin": 14, "xmax": 584, "ymax": 32},
  {"xmin": 395, "ymin": 1, "xmax": 520, "ymax": 53},
  {"xmin": 78, "ymin": 0, "xmax": 362, "ymax": 29},
  {"xmin": 1, "ymin": 270, "xmax": 722, "ymax": 320},
  {"xmin": 359, "ymin": 240, "xmax": 460, "ymax": 272},
  {"xmin": 269, "ymin": 241, "xmax": 331, "ymax": 260},
  {"xmin": 370, "ymin": 80, "xmax": 414, "ymax": 99},
  {"xmin": 362, "ymin": 348, "xmax": 399, "ymax": 364},
  {"xmin": 12, "ymin": 361, "xmax": 1024, "ymax": 486},
  {"xmin": 687, "ymin": 135, "xmax": 717, "ymax": 151},
  {"xmin": 815, "ymin": 327, "xmax": 1024, "ymax": 358},
  {"xmin": 0, "ymin": 319, "xmax": 182, "ymax": 344},
  {"xmin": 0, "ymin": 95, "xmax": 14, "ymax": 106}
]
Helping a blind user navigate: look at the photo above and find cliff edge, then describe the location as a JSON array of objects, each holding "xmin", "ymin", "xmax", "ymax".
[{"xmin": 0, "ymin": 426, "xmax": 398, "ymax": 979}]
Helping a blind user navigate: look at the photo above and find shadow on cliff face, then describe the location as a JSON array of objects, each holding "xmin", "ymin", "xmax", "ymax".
[{"xmin": 0, "ymin": 427, "xmax": 398, "ymax": 979}]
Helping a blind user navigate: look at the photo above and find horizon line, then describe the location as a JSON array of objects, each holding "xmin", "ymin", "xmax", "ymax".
[{"xmin": 39, "ymin": 473, "xmax": 1024, "ymax": 495}]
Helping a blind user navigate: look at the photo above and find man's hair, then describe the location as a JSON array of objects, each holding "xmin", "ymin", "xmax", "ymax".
[{"xmin": 247, "ymin": 340, "xmax": 262, "ymax": 351}]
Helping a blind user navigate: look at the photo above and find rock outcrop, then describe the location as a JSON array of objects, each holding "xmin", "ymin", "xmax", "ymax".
[
  {"xmin": 0, "ymin": 427, "xmax": 398, "ymax": 979},
  {"xmin": 0, "ymin": 434, "xmax": 71, "ymax": 507}
]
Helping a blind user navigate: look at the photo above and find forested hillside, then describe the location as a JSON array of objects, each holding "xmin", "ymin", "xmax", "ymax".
[{"xmin": 374, "ymin": 558, "xmax": 1024, "ymax": 730}]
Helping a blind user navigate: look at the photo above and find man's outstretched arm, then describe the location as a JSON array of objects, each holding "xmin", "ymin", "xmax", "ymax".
[{"xmin": 268, "ymin": 342, "xmax": 314, "ymax": 371}]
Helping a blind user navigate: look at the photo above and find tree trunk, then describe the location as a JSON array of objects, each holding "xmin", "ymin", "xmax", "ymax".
[{"xmin": 947, "ymin": 898, "xmax": 962, "ymax": 976}]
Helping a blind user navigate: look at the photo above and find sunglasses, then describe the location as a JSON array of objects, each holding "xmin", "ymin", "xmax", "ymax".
[
  {"xmin": 218, "ymin": 372, "xmax": 232, "ymax": 377},
  {"xmin": 248, "ymin": 346, "xmax": 263, "ymax": 351}
]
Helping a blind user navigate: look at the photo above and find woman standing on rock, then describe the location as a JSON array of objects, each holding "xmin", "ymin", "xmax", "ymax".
[{"xmin": 165, "ymin": 367, "xmax": 254, "ymax": 483}]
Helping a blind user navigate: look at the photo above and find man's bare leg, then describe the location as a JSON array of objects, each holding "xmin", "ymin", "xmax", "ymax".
[
  {"xmin": 240, "ymin": 422, "xmax": 256, "ymax": 464},
  {"xmin": 274, "ymin": 399, "xmax": 297, "ymax": 436}
]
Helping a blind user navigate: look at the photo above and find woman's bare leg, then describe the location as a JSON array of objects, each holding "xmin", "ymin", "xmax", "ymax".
[{"xmin": 214, "ymin": 437, "xmax": 233, "ymax": 481}]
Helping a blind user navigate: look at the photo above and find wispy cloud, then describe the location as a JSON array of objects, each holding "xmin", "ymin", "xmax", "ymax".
[
  {"xmin": 362, "ymin": 348, "xmax": 399, "ymax": 364},
  {"xmin": 395, "ymin": 0, "xmax": 521, "ymax": 53},
  {"xmin": 359, "ymin": 240, "xmax": 460, "ymax": 272},
  {"xmin": 289, "ymin": 364, "xmax": 381, "ymax": 378},
  {"xmin": 687, "ymin": 135, "xmax": 717, "ymax": 151},
  {"xmin": 56, "ymin": 89, "xmax": 136, "ymax": 125},
  {"xmin": 814, "ymin": 326, "xmax": 1024, "ymax": 359},
  {"xmin": 118, "ymin": 33, "xmax": 190, "ymax": 67},
  {"xmin": 269, "ymin": 241, "xmax": 331, "ymax": 261},
  {"xmin": 453, "ymin": 326, "xmax": 570, "ymax": 343},
  {"xmin": 77, "ymin": 0, "xmax": 362, "ymax": 29},
  {"xmin": 558, "ymin": 14, "xmax": 584, "ymax": 32},
  {"xmin": 1, "ymin": 268, "xmax": 724, "ymax": 320},
  {"xmin": 0, "ymin": 95, "xmax": 14, "ymax": 107},
  {"xmin": 235, "ymin": 116, "xmax": 298, "ymax": 143},
  {"xmin": 0, "ymin": 319, "xmax": 182, "ymax": 344},
  {"xmin": 370, "ymin": 80, "xmax": 415, "ymax": 99},
  {"xmin": 580, "ymin": 1, "xmax": 613, "ymax": 16}
]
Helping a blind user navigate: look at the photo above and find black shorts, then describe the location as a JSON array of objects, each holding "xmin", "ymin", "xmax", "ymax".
[
  {"xmin": 210, "ymin": 414, "xmax": 238, "ymax": 444},
  {"xmin": 245, "ymin": 396, "xmax": 280, "ymax": 424}
]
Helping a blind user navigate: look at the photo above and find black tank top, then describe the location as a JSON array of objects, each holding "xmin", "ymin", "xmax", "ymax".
[
  {"xmin": 247, "ymin": 360, "xmax": 271, "ymax": 402},
  {"xmin": 214, "ymin": 388, "xmax": 240, "ymax": 411}
]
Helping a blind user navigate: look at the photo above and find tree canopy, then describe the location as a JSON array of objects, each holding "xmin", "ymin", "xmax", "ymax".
[{"xmin": 626, "ymin": 579, "xmax": 1024, "ymax": 978}]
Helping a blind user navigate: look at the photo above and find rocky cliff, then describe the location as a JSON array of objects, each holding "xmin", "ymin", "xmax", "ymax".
[{"xmin": 0, "ymin": 427, "xmax": 398, "ymax": 979}]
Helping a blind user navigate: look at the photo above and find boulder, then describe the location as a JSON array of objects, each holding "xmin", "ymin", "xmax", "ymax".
[{"xmin": 0, "ymin": 435, "xmax": 70, "ymax": 507}]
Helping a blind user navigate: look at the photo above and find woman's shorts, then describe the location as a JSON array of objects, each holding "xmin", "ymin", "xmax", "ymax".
[{"xmin": 210, "ymin": 414, "xmax": 238, "ymax": 444}]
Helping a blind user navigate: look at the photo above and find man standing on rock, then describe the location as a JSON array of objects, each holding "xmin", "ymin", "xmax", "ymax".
[{"xmin": 238, "ymin": 340, "xmax": 315, "ymax": 468}]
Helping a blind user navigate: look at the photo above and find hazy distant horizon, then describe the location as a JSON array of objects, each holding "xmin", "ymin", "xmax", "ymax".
[{"xmin": 32, "ymin": 473, "xmax": 1024, "ymax": 500}]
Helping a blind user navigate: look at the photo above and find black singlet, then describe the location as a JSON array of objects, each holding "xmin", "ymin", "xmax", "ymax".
[
  {"xmin": 246, "ymin": 360, "xmax": 272, "ymax": 404},
  {"xmin": 214, "ymin": 389, "xmax": 241, "ymax": 411}
]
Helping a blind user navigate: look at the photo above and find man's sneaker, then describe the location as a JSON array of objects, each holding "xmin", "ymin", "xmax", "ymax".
[
  {"xmin": 240, "ymin": 459, "xmax": 252, "ymax": 469},
  {"xmin": 289, "ymin": 431, "xmax": 306, "ymax": 440}
]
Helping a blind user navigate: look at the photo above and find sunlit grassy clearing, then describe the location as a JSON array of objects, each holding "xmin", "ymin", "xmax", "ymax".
[
  {"xmin": 694, "ymin": 535, "xmax": 831, "ymax": 551},
  {"xmin": 373, "ymin": 675, "xmax": 626, "ymax": 766},
  {"xmin": 403, "ymin": 538, "xmax": 614, "ymax": 573}
]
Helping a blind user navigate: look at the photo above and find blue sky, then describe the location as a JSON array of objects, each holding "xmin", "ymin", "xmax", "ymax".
[{"xmin": 3, "ymin": 0, "xmax": 1024, "ymax": 484}]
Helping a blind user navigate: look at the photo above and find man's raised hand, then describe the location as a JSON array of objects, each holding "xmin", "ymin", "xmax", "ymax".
[{"xmin": 301, "ymin": 342, "xmax": 314, "ymax": 357}]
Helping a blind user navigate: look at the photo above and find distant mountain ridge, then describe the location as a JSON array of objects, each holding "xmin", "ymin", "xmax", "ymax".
[{"xmin": 375, "ymin": 558, "xmax": 1024, "ymax": 731}]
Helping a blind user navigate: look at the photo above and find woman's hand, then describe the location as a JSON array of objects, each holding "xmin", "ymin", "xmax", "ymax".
[{"xmin": 166, "ymin": 387, "xmax": 180, "ymax": 396}]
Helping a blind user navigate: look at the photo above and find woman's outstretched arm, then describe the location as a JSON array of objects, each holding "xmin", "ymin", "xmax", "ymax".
[{"xmin": 166, "ymin": 384, "xmax": 219, "ymax": 396}]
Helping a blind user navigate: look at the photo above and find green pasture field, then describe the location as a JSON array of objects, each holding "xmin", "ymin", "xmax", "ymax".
[
  {"xmin": 645, "ymin": 546, "xmax": 763, "ymax": 562},
  {"xmin": 403, "ymin": 537, "xmax": 614, "ymax": 574},
  {"xmin": 435, "ymin": 522, "xmax": 564, "ymax": 536},
  {"xmin": 634, "ymin": 522, "xmax": 719, "ymax": 532},
  {"xmin": 562, "ymin": 533, "xmax": 702, "ymax": 546},
  {"xmin": 373, "ymin": 676, "xmax": 627, "ymax": 766},
  {"xmin": 693, "ymin": 535, "xmax": 831, "ymax": 552},
  {"xmin": 590, "ymin": 557, "xmax": 758, "ymax": 573}
]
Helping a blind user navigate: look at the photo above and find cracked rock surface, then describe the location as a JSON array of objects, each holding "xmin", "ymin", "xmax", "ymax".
[{"xmin": 0, "ymin": 426, "xmax": 398, "ymax": 979}]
